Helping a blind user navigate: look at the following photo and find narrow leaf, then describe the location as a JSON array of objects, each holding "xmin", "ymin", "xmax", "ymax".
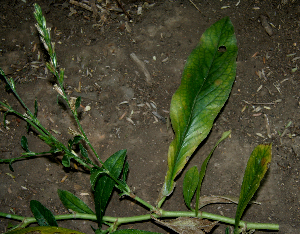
[
  {"xmin": 73, "ymin": 135, "xmax": 83, "ymax": 145},
  {"xmin": 94, "ymin": 149, "xmax": 127, "ymax": 228},
  {"xmin": 9, "ymin": 78, "xmax": 15, "ymax": 90},
  {"xmin": 160, "ymin": 17, "xmax": 237, "ymax": 201},
  {"xmin": 79, "ymin": 143, "xmax": 93, "ymax": 164},
  {"xmin": 183, "ymin": 166, "xmax": 199, "ymax": 210},
  {"xmin": 234, "ymin": 144, "xmax": 272, "ymax": 233},
  {"xmin": 195, "ymin": 130, "xmax": 231, "ymax": 213},
  {"xmin": 57, "ymin": 189, "xmax": 94, "ymax": 214},
  {"xmin": 21, "ymin": 136, "xmax": 29, "ymax": 152},
  {"xmin": 30, "ymin": 200, "xmax": 58, "ymax": 227},
  {"xmin": 75, "ymin": 96, "xmax": 81, "ymax": 110},
  {"xmin": 9, "ymin": 160, "xmax": 14, "ymax": 172},
  {"xmin": 68, "ymin": 139, "xmax": 73, "ymax": 150},
  {"xmin": 111, "ymin": 230, "xmax": 161, "ymax": 234},
  {"xmin": 62, "ymin": 154, "xmax": 71, "ymax": 167},
  {"xmin": 58, "ymin": 68, "xmax": 65, "ymax": 85},
  {"xmin": 122, "ymin": 160, "xmax": 129, "ymax": 182},
  {"xmin": 34, "ymin": 98, "xmax": 38, "ymax": 118}
]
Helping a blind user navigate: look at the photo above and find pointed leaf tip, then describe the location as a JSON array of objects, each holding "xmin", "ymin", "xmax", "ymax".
[
  {"xmin": 30, "ymin": 200, "xmax": 58, "ymax": 227},
  {"xmin": 234, "ymin": 144, "xmax": 272, "ymax": 232},
  {"xmin": 183, "ymin": 166, "xmax": 199, "ymax": 210}
]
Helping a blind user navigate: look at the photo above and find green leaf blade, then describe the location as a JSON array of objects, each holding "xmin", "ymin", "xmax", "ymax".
[
  {"xmin": 183, "ymin": 166, "xmax": 199, "ymax": 210},
  {"xmin": 75, "ymin": 96, "xmax": 81, "ymax": 110},
  {"xmin": 21, "ymin": 136, "xmax": 29, "ymax": 152},
  {"xmin": 195, "ymin": 130, "xmax": 231, "ymax": 213},
  {"xmin": 90, "ymin": 167, "xmax": 105, "ymax": 190},
  {"xmin": 161, "ymin": 17, "xmax": 238, "ymax": 199},
  {"xmin": 94, "ymin": 149, "xmax": 127, "ymax": 228},
  {"xmin": 57, "ymin": 189, "xmax": 94, "ymax": 214},
  {"xmin": 30, "ymin": 200, "xmax": 58, "ymax": 227},
  {"xmin": 234, "ymin": 144, "xmax": 272, "ymax": 233}
]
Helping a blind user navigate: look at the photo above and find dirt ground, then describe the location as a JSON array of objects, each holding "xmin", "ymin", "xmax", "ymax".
[{"xmin": 0, "ymin": 0, "xmax": 300, "ymax": 233}]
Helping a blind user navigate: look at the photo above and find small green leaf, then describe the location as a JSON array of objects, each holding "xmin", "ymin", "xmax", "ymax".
[
  {"xmin": 57, "ymin": 189, "xmax": 94, "ymax": 214},
  {"xmin": 58, "ymin": 68, "xmax": 65, "ymax": 85},
  {"xmin": 62, "ymin": 154, "xmax": 71, "ymax": 167},
  {"xmin": 68, "ymin": 139, "xmax": 73, "ymax": 150},
  {"xmin": 79, "ymin": 143, "xmax": 88, "ymax": 158},
  {"xmin": 79, "ymin": 143, "xmax": 92, "ymax": 164},
  {"xmin": 159, "ymin": 17, "xmax": 237, "ymax": 202},
  {"xmin": 183, "ymin": 166, "xmax": 199, "ymax": 210},
  {"xmin": 73, "ymin": 135, "xmax": 83, "ymax": 145},
  {"xmin": 111, "ymin": 230, "xmax": 162, "ymax": 234},
  {"xmin": 75, "ymin": 96, "xmax": 81, "ymax": 110},
  {"xmin": 9, "ymin": 78, "xmax": 15, "ymax": 90},
  {"xmin": 21, "ymin": 136, "xmax": 29, "ymax": 152},
  {"xmin": 225, "ymin": 227, "xmax": 230, "ymax": 234},
  {"xmin": 234, "ymin": 144, "xmax": 272, "ymax": 233},
  {"xmin": 9, "ymin": 161, "xmax": 14, "ymax": 172},
  {"xmin": 30, "ymin": 200, "xmax": 58, "ymax": 227},
  {"xmin": 34, "ymin": 99, "xmax": 38, "ymax": 118},
  {"xmin": 195, "ymin": 131, "xmax": 231, "ymax": 214},
  {"xmin": 94, "ymin": 149, "xmax": 127, "ymax": 228},
  {"xmin": 121, "ymin": 160, "xmax": 129, "ymax": 183}
]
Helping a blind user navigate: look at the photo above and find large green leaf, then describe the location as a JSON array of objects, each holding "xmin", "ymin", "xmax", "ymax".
[
  {"xmin": 57, "ymin": 189, "xmax": 94, "ymax": 214},
  {"xmin": 234, "ymin": 144, "xmax": 272, "ymax": 233},
  {"xmin": 94, "ymin": 149, "xmax": 127, "ymax": 228},
  {"xmin": 160, "ymin": 17, "xmax": 238, "ymax": 201},
  {"xmin": 183, "ymin": 166, "xmax": 199, "ymax": 210},
  {"xmin": 111, "ymin": 230, "xmax": 161, "ymax": 234},
  {"xmin": 30, "ymin": 200, "xmax": 58, "ymax": 227}
]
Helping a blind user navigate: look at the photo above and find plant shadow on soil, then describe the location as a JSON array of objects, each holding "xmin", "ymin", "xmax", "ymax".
[{"xmin": 0, "ymin": 0, "xmax": 300, "ymax": 233}]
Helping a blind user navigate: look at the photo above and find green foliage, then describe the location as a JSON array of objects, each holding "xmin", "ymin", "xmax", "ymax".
[
  {"xmin": 20, "ymin": 136, "xmax": 30, "ymax": 152},
  {"xmin": 160, "ymin": 16, "xmax": 238, "ymax": 202},
  {"xmin": 94, "ymin": 149, "xmax": 127, "ymax": 228},
  {"xmin": 57, "ymin": 189, "xmax": 95, "ymax": 214},
  {"xmin": 0, "ymin": 5, "xmax": 279, "ymax": 234},
  {"xmin": 183, "ymin": 166, "xmax": 199, "ymax": 210},
  {"xmin": 183, "ymin": 131, "xmax": 231, "ymax": 213},
  {"xmin": 234, "ymin": 144, "xmax": 272, "ymax": 233},
  {"xmin": 30, "ymin": 200, "xmax": 58, "ymax": 227}
]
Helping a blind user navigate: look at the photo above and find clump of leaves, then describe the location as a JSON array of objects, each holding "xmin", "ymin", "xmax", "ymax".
[{"xmin": 0, "ymin": 4, "xmax": 279, "ymax": 234}]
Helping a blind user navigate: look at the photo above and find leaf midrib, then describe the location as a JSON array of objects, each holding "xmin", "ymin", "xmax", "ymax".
[{"xmin": 169, "ymin": 19, "xmax": 231, "ymax": 186}]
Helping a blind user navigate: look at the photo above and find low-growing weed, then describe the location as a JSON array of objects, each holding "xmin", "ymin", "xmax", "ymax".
[{"xmin": 0, "ymin": 4, "xmax": 279, "ymax": 234}]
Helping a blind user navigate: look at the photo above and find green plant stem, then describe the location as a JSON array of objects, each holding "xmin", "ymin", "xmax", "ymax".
[
  {"xmin": 130, "ymin": 194, "xmax": 156, "ymax": 211},
  {"xmin": 0, "ymin": 211, "xmax": 279, "ymax": 231}
]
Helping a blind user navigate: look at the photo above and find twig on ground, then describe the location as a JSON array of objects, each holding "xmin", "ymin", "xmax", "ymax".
[
  {"xmin": 130, "ymin": 53, "xmax": 152, "ymax": 85},
  {"xmin": 189, "ymin": 0, "xmax": 201, "ymax": 13},
  {"xmin": 115, "ymin": 0, "xmax": 131, "ymax": 20},
  {"xmin": 70, "ymin": 0, "xmax": 93, "ymax": 12}
]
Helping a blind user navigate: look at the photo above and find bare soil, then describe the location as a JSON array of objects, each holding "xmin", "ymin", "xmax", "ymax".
[{"xmin": 0, "ymin": 0, "xmax": 300, "ymax": 233}]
